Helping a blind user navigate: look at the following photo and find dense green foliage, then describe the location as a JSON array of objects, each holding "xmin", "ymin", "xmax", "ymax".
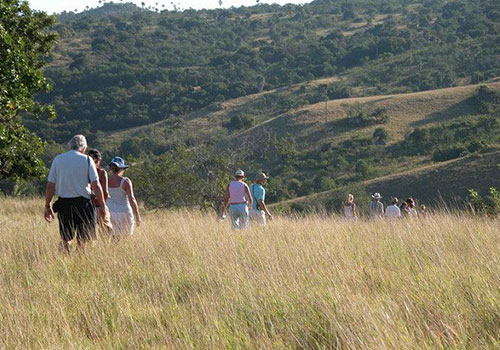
[
  {"xmin": 468, "ymin": 186, "xmax": 500, "ymax": 216},
  {"xmin": 26, "ymin": 0, "xmax": 500, "ymax": 142},
  {"xmin": 0, "ymin": 0, "xmax": 57, "ymax": 181},
  {"xmin": 128, "ymin": 146, "xmax": 232, "ymax": 210}
]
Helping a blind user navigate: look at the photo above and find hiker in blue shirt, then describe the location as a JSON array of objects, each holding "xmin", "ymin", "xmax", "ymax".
[{"xmin": 250, "ymin": 173, "xmax": 273, "ymax": 225}]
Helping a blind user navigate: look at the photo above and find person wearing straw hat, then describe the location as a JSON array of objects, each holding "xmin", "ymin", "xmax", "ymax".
[
  {"xmin": 106, "ymin": 157, "xmax": 141, "ymax": 236},
  {"xmin": 220, "ymin": 169, "xmax": 253, "ymax": 229},
  {"xmin": 369, "ymin": 192, "xmax": 384, "ymax": 219},
  {"xmin": 250, "ymin": 173, "xmax": 273, "ymax": 225}
]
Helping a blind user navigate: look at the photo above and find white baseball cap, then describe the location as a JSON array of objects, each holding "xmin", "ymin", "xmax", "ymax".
[{"xmin": 235, "ymin": 169, "xmax": 245, "ymax": 177}]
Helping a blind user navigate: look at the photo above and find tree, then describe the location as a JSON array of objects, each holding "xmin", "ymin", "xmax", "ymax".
[
  {"xmin": 130, "ymin": 146, "xmax": 232, "ymax": 211},
  {"xmin": 0, "ymin": 1, "xmax": 57, "ymax": 181},
  {"xmin": 373, "ymin": 127, "xmax": 389, "ymax": 142}
]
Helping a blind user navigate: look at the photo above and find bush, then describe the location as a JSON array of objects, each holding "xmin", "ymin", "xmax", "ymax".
[
  {"xmin": 432, "ymin": 146, "xmax": 468, "ymax": 162},
  {"xmin": 224, "ymin": 115, "xmax": 254, "ymax": 130}
]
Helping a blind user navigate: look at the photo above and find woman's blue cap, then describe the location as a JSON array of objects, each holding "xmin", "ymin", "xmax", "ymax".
[{"xmin": 110, "ymin": 156, "xmax": 130, "ymax": 169}]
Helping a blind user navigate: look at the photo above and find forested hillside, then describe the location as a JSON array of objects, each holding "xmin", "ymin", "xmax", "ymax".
[
  {"xmin": 16, "ymin": 0, "xmax": 500, "ymax": 210},
  {"xmin": 26, "ymin": 0, "xmax": 499, "ymax": 142}
]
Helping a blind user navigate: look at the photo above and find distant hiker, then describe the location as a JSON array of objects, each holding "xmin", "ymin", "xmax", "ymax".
[
  {"xmin": 250, "ymin": 173, "xmax": 273, "ymax": 225},
  {"xmin": 88, "ymin": 149, "xmax": 112, "ymax": 234},
  {"xmin": 400, "ymin": 202, "xmax": 409, "ymax": 217},
  {"xmin": 221, "ymin": 169, "xmax": 253, "ymax": 229},
  {"xmin": 385, "ymin": 197, "xmax": 402, "ymax": 219},
  {"xmin": 369, "ymin": 193, "xmax": 384, "ymax": 219},
  {"xmin": 44, "ymin": 135, "xmax": 106, "ymax": 253},
  {"xmin": 107, "ymin": 157, "xmax": 141, "ymax": 236},
  {"xmin": 406, "ymin": 198, "xmax": 418, "ymax": 218},
  {"xmin": 419, "ymin": 204, "xmax": 428, "ymax": 218},
  {"xmin": 341, "ymin": 194, "xmax": 358, "ymax": 220}
]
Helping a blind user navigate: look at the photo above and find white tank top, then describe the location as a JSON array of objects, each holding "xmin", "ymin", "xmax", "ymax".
[
  {"xmin": 107, "ymin": 178, "xmax": 132, "ymax": 213},
  {"xmin": 344, "ymin": 204, "xmax": 354, "ymax": 217}
]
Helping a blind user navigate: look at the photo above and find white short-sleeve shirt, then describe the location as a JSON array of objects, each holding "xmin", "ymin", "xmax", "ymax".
[
  {"xmin": 48, "ymin": 150, "xmax": 99, "ymax": 199},
  {"xmin": 385, "ymin": 204, "xmax": 402, "ymax": 218}
]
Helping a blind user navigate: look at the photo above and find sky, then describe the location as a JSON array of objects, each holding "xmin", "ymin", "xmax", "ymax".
[{"xmin": 28, "ymin": 0, "xmax": 311, "ymax": 14}]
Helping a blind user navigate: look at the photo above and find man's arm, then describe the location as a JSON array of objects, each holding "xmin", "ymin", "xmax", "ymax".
[
  {"xmin": 44, "ymin": 182, "xmax": 56, "ymax": 222},
  {"xmin": 259, "ymin": 200, "xmax": 273, "ymax": 220}
]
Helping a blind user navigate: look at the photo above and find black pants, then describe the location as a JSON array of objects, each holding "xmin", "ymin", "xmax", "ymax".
[{"xmin": 56, "ymin": 197, "xmax": 96, "ymax": 242}]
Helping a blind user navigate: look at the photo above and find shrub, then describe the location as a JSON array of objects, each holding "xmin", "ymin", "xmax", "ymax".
[
  {"xmin": 224, "ymin": 115, "xmax": 254, "ymax": 130},
  {"xmin": 432, "ymin": 146, "xmax": 468, "ymax": 162}
]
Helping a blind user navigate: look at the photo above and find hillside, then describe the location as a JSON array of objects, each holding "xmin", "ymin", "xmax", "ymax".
[
  {"xmin": 102, "ymin": 80, "xmax": 500, "ymax": 153},
  {"xmin": 104, "ymin": 81, "xmax": 499, "ymax": 205},
  {"xmin": 26, "ymin": 0, "xmax": 500, "ymax": 142}
]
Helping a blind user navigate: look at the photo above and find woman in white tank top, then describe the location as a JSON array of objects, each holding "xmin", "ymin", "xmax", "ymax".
[{"xmin": 106, "ymin": 157, "xmax": 141, "ymax": 236}]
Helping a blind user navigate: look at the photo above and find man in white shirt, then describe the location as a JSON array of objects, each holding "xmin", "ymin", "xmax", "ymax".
[
  {"xmin": 44, "ymin": 135, "xmax": 106, "ymax": 253},
  {"xmin": 385, "ymin": 197, "xmax": 402, "ymax": 219}
]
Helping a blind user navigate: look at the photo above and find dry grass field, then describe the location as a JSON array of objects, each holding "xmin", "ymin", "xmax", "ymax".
[{"xmin": 1, "ymin": 198, "xmax": 499, "ymax": 349}]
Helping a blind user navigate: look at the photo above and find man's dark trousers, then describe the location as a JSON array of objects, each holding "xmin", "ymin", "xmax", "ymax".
[{"xmin": 57, "ymin": 197, "xmax": 96, "ymax": 242}]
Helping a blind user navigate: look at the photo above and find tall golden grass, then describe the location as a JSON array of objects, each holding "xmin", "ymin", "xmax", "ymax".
[{"xmin": 1, "ymin": 197, "xmax": 499, "ymax": 349}]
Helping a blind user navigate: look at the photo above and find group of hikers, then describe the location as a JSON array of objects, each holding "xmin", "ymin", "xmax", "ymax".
[
  {"xmin": 219, "ymin": 169, "xmax": 273, "ymax": 229},
  {"xmin": 342, "ymin": 193, "xmax": 427, "ymax": 220},
  {"xmin": 44, "ymin": 135, "xmax": 141, "ymax": 252},
  {"xmin": 44, "ymin": 134, "xmax": 428, "ymax": 251}
]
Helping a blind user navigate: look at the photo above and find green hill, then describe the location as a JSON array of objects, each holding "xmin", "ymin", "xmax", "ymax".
[{"xmin": 26, "ymin": 0, "xmax": 500, "ymax": 143}]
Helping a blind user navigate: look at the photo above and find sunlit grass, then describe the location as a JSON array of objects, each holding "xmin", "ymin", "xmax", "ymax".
[{"xmin": 1, "ymin": 198, "xmax": 499, "ymax": 349}]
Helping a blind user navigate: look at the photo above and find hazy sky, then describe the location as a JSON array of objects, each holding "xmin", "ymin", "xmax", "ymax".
[{"xmin": 28, "ymin": 0, "xmax": 310, "ymax": 14}]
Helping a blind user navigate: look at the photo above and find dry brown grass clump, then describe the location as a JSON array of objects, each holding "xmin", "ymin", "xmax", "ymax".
[{"xmin": 0, "ymin": 198, "xmax": 499, "ymax": 349}]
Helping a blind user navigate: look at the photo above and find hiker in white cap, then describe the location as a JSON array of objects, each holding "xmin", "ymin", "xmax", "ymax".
[
  {"xmin": 221, "ymin": 169, "xmax": 253, "ymax": 229},
  {"xmin": 250, "ymin": 173, "xmax": 273, "ymax": 225},
  {"xmin": 369, "ymin": 192, "xmax": 384, "ymax": 219}
]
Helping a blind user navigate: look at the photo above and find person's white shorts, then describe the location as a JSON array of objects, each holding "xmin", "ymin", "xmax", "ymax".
[
  {"xmin": 110, "ymin": 211, "xmax": 134, "ymax": 236},
  {"xmin": 250, "ymin": 209, "xmax": 267, "ymax": 226}
]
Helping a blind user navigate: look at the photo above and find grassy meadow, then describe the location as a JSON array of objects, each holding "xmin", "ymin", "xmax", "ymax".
[{"xmin": 1, "ymin": 197, "xmax": 499, "ymax": 349}]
